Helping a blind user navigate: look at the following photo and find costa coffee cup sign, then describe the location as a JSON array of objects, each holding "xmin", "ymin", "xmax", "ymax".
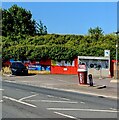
[{"xmin": 78, "ymin": 64, "xmax": 86, "ymax": 70}]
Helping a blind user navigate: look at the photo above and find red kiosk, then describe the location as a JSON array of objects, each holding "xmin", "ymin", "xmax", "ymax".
[{"xmin": 77, "ymin": 65, "xmax": 87, "ymax": 84}]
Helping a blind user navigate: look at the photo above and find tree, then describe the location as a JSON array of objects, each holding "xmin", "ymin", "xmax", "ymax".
[
  {"xmin": 88, "ymin": 26, "xmax": 104, "ymax": 40},
  {"xmin": 0, "ymin": 9, "xmax": 2, "ymax": 36},
  {"xmin": 36, "ymin": 20, "xmax": 48, "ymax": 35},
  {"xmin": 2, "ymin": 4, "xmax": 36, "ymax": 36}
]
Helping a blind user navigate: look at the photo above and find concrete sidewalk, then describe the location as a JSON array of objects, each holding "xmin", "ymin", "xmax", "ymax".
[{"xmin": 3, "ymin": 74, "xmax": 118, "ymax": 99}]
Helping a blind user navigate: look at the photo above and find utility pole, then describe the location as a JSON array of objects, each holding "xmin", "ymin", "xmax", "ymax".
[{"xmin": 115, "ymin": 32, "xmax": 119, "ymax": 80}]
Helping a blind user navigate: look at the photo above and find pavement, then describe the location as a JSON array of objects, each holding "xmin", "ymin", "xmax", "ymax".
[{"xmin": 2, "ymin": 74, "xmax": 118, "ymax": 100}]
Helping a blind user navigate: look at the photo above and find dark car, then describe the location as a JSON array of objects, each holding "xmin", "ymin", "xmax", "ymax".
[{"xmin": 10, "ymin": 62, "xmax": 28, "ymax": 75}]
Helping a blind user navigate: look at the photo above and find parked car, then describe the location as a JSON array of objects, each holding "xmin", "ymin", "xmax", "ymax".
[{"xmin": 10, "ymin": 61, "xmax": 28, "ymax": 75}]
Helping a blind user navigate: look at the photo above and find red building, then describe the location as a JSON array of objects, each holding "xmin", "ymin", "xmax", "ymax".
[
  {"xmin": 51, "ymin": 58, "xmax": 78, "ymax": 74},
  {"xmin": 3, "ymin": 57, "xmax": 117, "ymax": 78}
]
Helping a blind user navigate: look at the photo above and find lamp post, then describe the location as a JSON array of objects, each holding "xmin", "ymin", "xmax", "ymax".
[{"xmin": 115, "ymin": 31, "xmax": 119, "ymax": 80}]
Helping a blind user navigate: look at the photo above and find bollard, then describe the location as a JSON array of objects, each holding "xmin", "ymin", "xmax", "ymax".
[{"xmin": 88, "ymin": 74, "xmax": 93, "ymax": 86}]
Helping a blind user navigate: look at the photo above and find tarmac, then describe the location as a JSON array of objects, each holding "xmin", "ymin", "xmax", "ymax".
[{"xmin": 2, "ymin": 74, "xmax": 118, "ymax": 100}]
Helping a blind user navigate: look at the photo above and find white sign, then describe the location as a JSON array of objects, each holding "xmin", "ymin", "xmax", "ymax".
[
  {"xmin": 104, "ymin": 50, "xmax": 110, "ymax": 57},
  {"xmin": 64, "ymin": 68, "xmax": 68, "ymax": 71},
  {"xmin": 78, "ymin": 65, "xmax": 86, "ymax": 70}
]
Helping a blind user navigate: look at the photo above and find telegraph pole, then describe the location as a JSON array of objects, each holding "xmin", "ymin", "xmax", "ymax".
[{"xmin": 115, "ymin": 31, "xmax": 119, "ymax": 80}]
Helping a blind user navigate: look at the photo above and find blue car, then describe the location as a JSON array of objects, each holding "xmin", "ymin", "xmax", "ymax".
[{"xmin": 10, "ymin": 62, "xmax": 28, "ymax": 75}]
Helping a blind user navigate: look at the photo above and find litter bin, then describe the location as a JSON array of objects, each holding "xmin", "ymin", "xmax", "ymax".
[
  {"xmin": 88, "ymin": 74, "xmax": 93, "ymax": 86},
  {"xmin": 77, "ymin": 69, "xmax": 87, "ymax": 84}
]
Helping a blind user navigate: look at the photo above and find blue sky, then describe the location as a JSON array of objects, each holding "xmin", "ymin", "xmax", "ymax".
[{"xmin": 2, "ymin": 2, "xmax": 117, "ymax": 35}]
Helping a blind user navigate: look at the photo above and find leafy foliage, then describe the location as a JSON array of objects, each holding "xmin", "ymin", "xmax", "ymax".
[
  {"xmin": 2, "ymin": 5, "xmax": 118, "ymax": 62},
  {"xmin": 2, "ymin": 33, "xmax": 118, "ymax": 61},
  {"xmin": 88, "ymin": 26, "xmax": 104, "ymax": 41},
  {"xmin": 2, "ymin": 4, "xmax": 47, "ymax": 37},
  {"xmin": 36, "ymin": 21, "xmax": 48, "ymax": 35}
]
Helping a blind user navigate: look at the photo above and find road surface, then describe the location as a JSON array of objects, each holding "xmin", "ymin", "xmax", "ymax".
[{"xmin": 2, "ymin": 81, "xmax": 118, "ymax": 119}]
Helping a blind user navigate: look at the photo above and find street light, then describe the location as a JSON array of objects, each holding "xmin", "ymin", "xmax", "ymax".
[{"xmin": 115, "ymin": 31, "xmax": 119, "ymax": 80}]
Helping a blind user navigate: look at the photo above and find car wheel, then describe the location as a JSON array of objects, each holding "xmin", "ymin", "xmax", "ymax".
[{"xmin": 11, "ymin": 71, "xmax": 16, "ymax": 75}]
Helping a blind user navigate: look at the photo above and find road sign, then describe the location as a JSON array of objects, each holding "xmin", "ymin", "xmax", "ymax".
[{"xmin": 104, "ymin": 50, "xmax": 110, "ymax": 57}]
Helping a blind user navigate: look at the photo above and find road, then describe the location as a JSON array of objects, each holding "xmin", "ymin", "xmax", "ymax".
[{"xmin": 2, "ymin": 81, "xmax": 118, "ymax": 119}]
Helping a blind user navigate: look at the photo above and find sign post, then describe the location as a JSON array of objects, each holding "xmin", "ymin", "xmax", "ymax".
[{"xmin": 104, "ymin": 50, "xmax": 111, "ymax": 77}]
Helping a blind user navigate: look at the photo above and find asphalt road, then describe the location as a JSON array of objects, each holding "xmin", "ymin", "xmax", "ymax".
[{"xmin": 2, "ymin": 81, "xmax": 118, "ymax": 119}]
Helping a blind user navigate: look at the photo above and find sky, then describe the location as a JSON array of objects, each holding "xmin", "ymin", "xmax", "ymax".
[{"xmin": 2, "ymin": 2, "xmax": 117, "ymax": 35}]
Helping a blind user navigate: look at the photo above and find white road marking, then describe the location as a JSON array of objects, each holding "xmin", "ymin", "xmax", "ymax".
[
  {"xmin": 4, "ymin": 80, "xmax": 16, "ymax": 83},
  {"xmin": 0, "ymin": 100, "xmax": 3, "ymax": 102},
  {"xmin": 80, "ymin": 101, "xmax": 85, "ymax": 104},
  {"xmin": 47, "ymin": 95, "xmax": 70, "ymax": 101},
  {"xmin": 54, "ymin": 112, "xmax": 77, "ymax": 119},
  {"xmin": 47, "ymin": 95, "xmax": 55, "ymax": 98},
  {"xmin": 47, "ymin": 108, "xmax": 118, "ymax": 113},
  {"xmin": 3, "ymin": 96, "xmax": 37, "ymax": 108},
  {"xmin": 19, "ymin": 94, "xmax": 39, "ymax": 101},
  {"xmin": 59, "ymin": 97, "xmax": 70, "ymax": 101},
  {"xmin": 0, "ymin": 89, "xmax": 4, "ymax": 91},
  {"xmin": 30, "ymin": 92, "xmax": 37, "ymax": 94},
  {"xmin": 15, "ymin": 89, "xmax": 19, "ymax": 90},
  {"xmin": 110, "ymin": 108, "xmax": 117, "ymax": 111},
  {"xmin": 24, "ymin": 100, "xmax": 78, "ymax": 103}
]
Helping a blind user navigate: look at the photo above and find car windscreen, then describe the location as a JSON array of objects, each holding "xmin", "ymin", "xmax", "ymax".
[{"xmin": 12, "ymin": 62, "xmax": 26, "ymax": 69}]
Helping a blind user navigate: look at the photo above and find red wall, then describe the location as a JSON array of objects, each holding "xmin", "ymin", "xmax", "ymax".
[
  {"xmin": 111, "ymin": 60, "xmax": 119, "ymax": 77},
  {"xmin": 24, "ymin": 59, "xmax": 51, "ymax": 66},
  {"xmin": 51, "ymin": 58, "xmax": 78, "ymax": 74},
  {"xmin": 2, "ymin": 61, "xmax": 11, "ymax": 67},
  {"xmin": 40, "ymin": 59, "xmax": 51, "ymax": 66},
  {"xmin": 3, "ymin": 59, "xmax": 51, "ymax": 67}
]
